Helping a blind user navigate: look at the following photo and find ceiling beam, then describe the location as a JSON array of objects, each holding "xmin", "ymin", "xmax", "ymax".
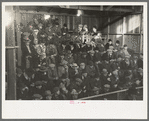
[
  {"xmin": 59, "ymin": 5, "xmax": 133, "ymax": 12},
  {"xmin": 105, "ymin": 6, "xmax": 113, "ymax": 11}
]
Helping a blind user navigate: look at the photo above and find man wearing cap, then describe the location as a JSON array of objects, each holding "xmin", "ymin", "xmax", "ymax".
[
  {"xmin": 105, "ymin": 39, "xmax": 113, "ymax": 50},
  {"xmin": 123, "ymin": 44, "xmax": 134, "ymax": 58},
  {"xmin": 69, "ymin": 63, "xmax": 79, "ymax": 80},
  {"xmin": 110, "ymin": 67, "xmax": 120, "ymax": 91},
  {"xmin": 90, "ymin": 74, "xmax": 101, "ymax": 92},
  {"xmin": 100, "ymin": 68, "xmax": 111, "ymax": 90},
  {"xmin": 64, "ymin": 52, "xmax": 75, "ymax": 66},
  {"xmin": 114, "ymin": 40, "xmax": 121, "ymax": 51},
  {"xmin": 30, "ymin": 81, "xmax": 46, "ymax": 98},
  {"xmin": 70, "ymin": 89, "xmax": 79, "ymax": 100},
  {"xmin": 58, "ymin": 60, "xmax": 69, "ymax": 78},
  {"xmin": 87, "ymin": 50, "xmax": 96, "ymax": 63},
  {"xmin": 86, "ymin": 61, "xmax": 96, "ymax": 78},
  {"xmin": 116, "ymin": 46, "xmax": 125, "ymax": 59},
  {"xmin": 48, "ymin": 64, "xmax": 59, "ymax": 85}
]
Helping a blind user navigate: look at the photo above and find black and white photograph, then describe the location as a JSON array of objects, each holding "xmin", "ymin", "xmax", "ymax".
[{"xmin": 2, "ymin": 2, "xmax": 147, "ymax": 119}]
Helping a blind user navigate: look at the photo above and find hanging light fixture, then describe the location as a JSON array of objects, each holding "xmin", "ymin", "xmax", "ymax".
[{"xmin": 77, "ymin": 6, "xmax": 84, "ymax": 16}]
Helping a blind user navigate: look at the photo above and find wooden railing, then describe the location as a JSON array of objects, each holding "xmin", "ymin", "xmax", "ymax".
[{"xmin": 78, "ymin": 86, "xmax": 143, "ymax": 100}]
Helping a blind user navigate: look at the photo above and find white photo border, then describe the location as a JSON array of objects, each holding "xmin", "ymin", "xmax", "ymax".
[{"xmin": 2, "ymin": 2, "xmax": 148, "ymax": 119}]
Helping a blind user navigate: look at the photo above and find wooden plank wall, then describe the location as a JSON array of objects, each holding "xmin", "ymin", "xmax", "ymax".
[{"xmin": 102, "ymin": 13, "xmax": 143, "ymax": 53}]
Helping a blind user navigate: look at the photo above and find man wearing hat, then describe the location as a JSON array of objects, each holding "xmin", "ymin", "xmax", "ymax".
[
  {"xmin": 43, "ymin": 90, "xmax": 53, "ymax": 100},
  {"xmin": 46, "ymin": 42, "xmax": 58, "ymax": 65},
  {"xmin": 52, "ymin": 87, "xmax": 64, "ymax": 100},
  {"xmin": 61, "ymin": 23, "xmax": 68, "ymax": 37},
  {"xmin": 121, "ymin": 56, "xmax": 133, "ymax": 70},
  {"xmin": 77, "ymin": 52, "xmax": 88, "ymax": 65},
  {"xmin": 21, "ymin": 32, "xmax": 33, "ymax": 69}
]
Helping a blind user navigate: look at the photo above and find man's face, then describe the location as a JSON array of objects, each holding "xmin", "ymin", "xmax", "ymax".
[
  {"xmin": 112, "ymin": 70, "xmax": 118, "ymax": 76},
  {"xmin": 95, "ymin": 77, "xmax": 100, "ymax": 81},
  {"xmin": 109, "ymin": 41, "xmax": 112, "ymax": 44},
  {"xmin": 72, "ymin": 94, "xmax": 78, "ymax": 100},
  {"xmin": 80, "ymin": 64, "xmax": 85, "ymax": 69},
  {"xmin": 124, "ymin": 46, "xmax": 127, "ymax": 50},
  {"xmin": 94, "ymin": 90, "xmax": 99, "ymax": 95},
  {"xmin": 36, "ymin": 85, "xmax": 42, "ymax": 89},
  {"xmin": 117, "ymin": 57, "xmax": 122, "ymax": 62},
  {"xmin": 108, "ymin": 51, "xmax": 113, "ymax": 55},
  {"xmin": 93, "ymin": 28, "xmax": 97, "ymax": 32},
  {"xmin": 82, "ymin": 73, "xmax": 87, "ymax": 78},
  {"xmin": 56, "ymin": 90, "xmax": 60, "ymax": 95},
  {"xmin": 56, "ymin": 25, "xmax": 59, "ymax": 28},
  {"xmin": 51, "ymin": 67, "xmax": 55, "ymax": 71},
  {"xmin": 82, "ymin": 54, "xmax": 87, "ymax": 58},
  {"xmin": 90, "ymin": 53, "xmax": 94, "ymax": 56},
  {"xmin": 61, "ymin": 55, "xmax": 64, "ymax": 59},
  {"xmin": 46, "ymin": 95, "xmax": 52, "ymax": 100},
  {"xmin": 116, "ymin": 43, "xmax": 119, "ymax": 46}
]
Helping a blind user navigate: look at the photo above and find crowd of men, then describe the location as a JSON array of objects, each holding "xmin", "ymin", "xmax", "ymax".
[{"xmin": 11, "ymin": 16, "xmax": 143, "ymax": 100}]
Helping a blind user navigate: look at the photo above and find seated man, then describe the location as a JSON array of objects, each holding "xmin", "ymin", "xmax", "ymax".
[
  {"xmin": 100, "ymin": 69, "xmax": 111, "ymax": 91},
  {"xmin": 46, "ymin": 41, "xmax": 58, "ymax": 65},
  {"xmin": 102, "ymin": 48, "xmax": 116, "ymax": 62},
  {"xmin": 69, "ymin": 63, "xmax": 79, "ymax": 80},
  {"xmin": 104, "ymin": 39, "xmax": 113, "ymax": 50},
  {"xmin": 86, "ymin": 61, "xmax": 96, "ymax": 78},
  {"xmin": 47, "ymin": 64, "xmax": 59, "ymax": 85},
  {"xmin": 77, "ymin": 52, "xmax": 88, "ymax": 65},
  {"xmin": 58, "ymin": 60, "xmax": 69, "ymax": 78},
  {"xmin": 121, "ymin": 56, "xmax": 133, "ymax": 70},
  {"xmin": 123, "ymin": 44, "xmax": 134, "ymax": 58},
  {"xmin": 138, "ymin": 53, "xmax": 143, "ymax": 69}
]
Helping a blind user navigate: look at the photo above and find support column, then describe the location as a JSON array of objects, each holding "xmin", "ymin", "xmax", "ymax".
[
  {"xmin": 107, "ymin": 17, "xmax": 110, "ymax": 41},
  {"xmin": 122, "ymin": 16, "xmax": 126, "ymax": 46},
  {"xmin": 140, "ymin": 12, "xmax": 143, "ymax": 53},
  {"xmin": 15, "ymin": 6, "xmax": 22, "ymax": 67},
  {"xmin": 5, "ymin": 6, "xmax": 16, "ymax": 100},
  {"xmin": 67, "ymin": 16, "xmax": 70, "ymax": 30}
]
